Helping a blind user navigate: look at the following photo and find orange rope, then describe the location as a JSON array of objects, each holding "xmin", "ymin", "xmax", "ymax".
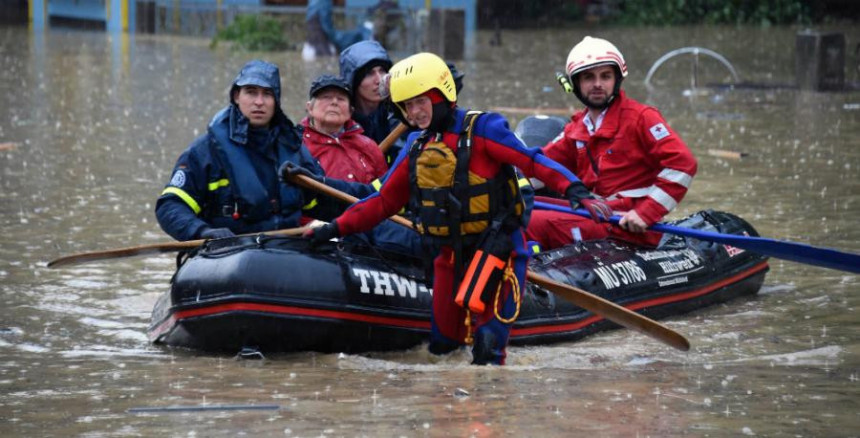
[
  {"xmin": 464, "ymin": 309, "xmax": 473, "ymax": 345},
  {"xmin": 493, "ymin": 258, "xmax": 521, "ymax": 324}
]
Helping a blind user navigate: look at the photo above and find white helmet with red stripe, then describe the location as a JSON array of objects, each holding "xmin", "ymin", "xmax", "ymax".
[
  {"xmin": 566, "ymin": 36, "xmax": 628, "ymax": 79},
  {"xmin": 565, "ymin": 36, "xmax": 627, "ymax": 108}
]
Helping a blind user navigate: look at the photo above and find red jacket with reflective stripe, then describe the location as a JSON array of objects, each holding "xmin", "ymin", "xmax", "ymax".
[
  {"xmin": 542, "ymin": 91, "xmax": 697, "ymax": 225},
  {"xmin": 301, "ymin": 117, "xmax": 388, "ymax": 184}
]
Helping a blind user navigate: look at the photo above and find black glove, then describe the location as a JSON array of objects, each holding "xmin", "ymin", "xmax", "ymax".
[
  {"xmin": 279, "ymin": 161, "xmax": 324, "ymax": 184},
  {"xmin": 565, "ymin": 182, "xmax": 612, "ymax": 223},
  {"xmin": 302, "ymin": 221, "xmax": 339, "ymax": 247},
  {"xmin": 199, "ymin": 227, "xmax": 235, "ymax": 240}
]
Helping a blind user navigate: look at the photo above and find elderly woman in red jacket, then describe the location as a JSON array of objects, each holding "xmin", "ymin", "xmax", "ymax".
[{"xmin": 300, "ymin": 74, "xmax": 388, "ymax": 184}]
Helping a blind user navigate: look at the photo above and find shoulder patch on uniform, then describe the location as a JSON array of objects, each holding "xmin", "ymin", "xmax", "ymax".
[
  {"xmin": 169, "ymin": 170, "xmax": 186, "ymax": 187},
  {"xmin": 649, "ymin": 123, "xmax": 670, "ymax": 141}
]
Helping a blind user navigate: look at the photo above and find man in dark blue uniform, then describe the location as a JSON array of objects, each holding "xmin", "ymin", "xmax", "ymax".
[{"xmin": 156, "ymin": 59, "xmax": 365, "ymax": 241}]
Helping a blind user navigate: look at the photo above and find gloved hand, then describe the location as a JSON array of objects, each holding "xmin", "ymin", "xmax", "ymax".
[
  {"xmin": 279, "ymin": 161, "xmax": 324, "ymax": 185},
  {"xmin": 199, "ymin": 227, "xmax": 235, "ymax": 240},
  {"xmin": 565, "ymin": 182, "xmax": 612, "ymax": 223},
  {"xmin": 302, "ymin": 221, "xmax": 339, "ymax": 247}
]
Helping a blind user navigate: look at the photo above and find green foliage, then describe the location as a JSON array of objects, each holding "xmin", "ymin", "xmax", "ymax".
[
  {"xmin": 610, "ymin": 0, "xmax": 812, "ymax": 26},
  {"xmin": 211, "ymin": 14, "xmax": 290, "ymax": 51}
]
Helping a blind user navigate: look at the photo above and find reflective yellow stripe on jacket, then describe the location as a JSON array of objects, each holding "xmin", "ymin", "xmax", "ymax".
[
  {"xmin": 161, "ymin": 187, "xmax": 202, "ymax": 215},
  {"xmin": 208, "ymin": 179, "xmax": 229, "ymax": 191},
  {"xmin": 302, "ymin": 198, "xmax": 318, "ymax": 211},
  {"xmin": 161, "ymin": 179, "xmax": 229, "ymax": 215}
]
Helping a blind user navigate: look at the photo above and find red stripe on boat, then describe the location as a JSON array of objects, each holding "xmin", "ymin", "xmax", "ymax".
[
  {"xmin": 150, "ymin": 261, "xmax": 768, "ymax": 342},
  {"xmin": 150, "ymin": 302, "xmax": 431, "ymax": 341},
  {"xmin": 510, "ymin": 261, "xmax": 769, "ymax": 337}
]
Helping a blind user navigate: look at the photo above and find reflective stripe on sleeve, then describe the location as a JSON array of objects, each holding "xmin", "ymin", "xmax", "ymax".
[
  {"xmin": 302, "ymin": 197, "xmax": 319, "ymax": 211},
  {"xmin": 648, "ymin": 186, "xmax": 678, "ymax": 211},
  {"xmin": 161, "ymin": 187, "xmax": 202, "ymax": 215},
  {"xmin": 657, "ymin": 169, "xmax": 693, "ymax": 188},
  {"xmin": 610, "ymin": 187, "xmax": 652, "ymax": 199},
  {"xmin": 208, "ymin": 179, "xmax": 229, "ymax": 191}
]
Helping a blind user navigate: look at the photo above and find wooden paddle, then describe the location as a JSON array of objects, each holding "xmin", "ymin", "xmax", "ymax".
[
  {"xmin": 525, "ymin": 271, "xmax": 690, "ymax": 351},
  {"xmin": 48, "ymin": 126, "xmax": 407, "ymax": 270},
  {"xmin": 378, "ymin": 122, "xmax": 410, "ymax": 155},
  {"xmin": 46, "ymin": 226, "xmax": 308, "ymax": 268},
  {"xmin": 287, "ymin": 173, "xmax": 691, "ymax": 351}
]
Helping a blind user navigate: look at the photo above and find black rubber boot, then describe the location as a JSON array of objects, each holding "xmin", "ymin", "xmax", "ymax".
[
  {"xmin": 471, "ymin": 330, "xmax": 503, "ymax": 365},
  {"xmin": 428, "ymin": 338, "xmax": 460, "ymax": 356}
]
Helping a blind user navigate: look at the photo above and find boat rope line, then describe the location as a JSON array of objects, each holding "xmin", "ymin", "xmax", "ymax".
[{"xmin": 510, "ymin": 260, "xmax": 768, "ymax": 337}]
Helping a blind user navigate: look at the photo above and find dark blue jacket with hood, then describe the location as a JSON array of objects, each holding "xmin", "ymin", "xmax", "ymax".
[
  {"xmin": 339, "ymin": 41, "xmax": 401, "ymax": 148},
  {"xmin": 156, "ymin": 60, "xmax": 370, "ymax": 241}
]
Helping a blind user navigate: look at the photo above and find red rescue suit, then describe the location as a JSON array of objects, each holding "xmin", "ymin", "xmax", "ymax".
[
  {"xmin": 527, "ymin": 90, "xmax": 698, "ymax": 249},
  {"xmin": 334, "ymin": 109, "xmax": 580, "ymax": 364}
]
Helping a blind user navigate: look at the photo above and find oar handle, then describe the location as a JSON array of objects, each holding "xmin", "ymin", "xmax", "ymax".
[
  {"xmin": 289, "ymin": 174, "xmax": 413, "ymax": 228},
  {"xmin": 379, "ymin": 123, "xmax": 410, "ymax": 155},
  {"xmin": 533, "ymin": 200, "xmax": 860, "ymax": 274}
]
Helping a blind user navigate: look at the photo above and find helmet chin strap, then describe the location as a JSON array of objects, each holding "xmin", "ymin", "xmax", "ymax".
[{"xmin": 427, "ymin": 101, "xmax": 456, "ymax": 133}]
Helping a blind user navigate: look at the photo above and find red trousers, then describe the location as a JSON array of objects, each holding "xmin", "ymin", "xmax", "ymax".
[
  {"xmin": 525, "ymin": 197, "xmax": 662, "ymax": 250},
  {"xmin": 430, "ymin": 231, "xmax": 528, "ymax": 365}
]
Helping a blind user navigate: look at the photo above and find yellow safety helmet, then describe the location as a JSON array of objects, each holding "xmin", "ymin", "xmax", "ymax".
[{"xmin": 389, "ymin": 52, "xmax": 456, "ymax": 117}]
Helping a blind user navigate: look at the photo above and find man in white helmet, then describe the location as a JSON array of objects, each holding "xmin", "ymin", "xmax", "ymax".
[{"xmin": 526, "ymin": 36, "xmax": 698, "ymax": 249}]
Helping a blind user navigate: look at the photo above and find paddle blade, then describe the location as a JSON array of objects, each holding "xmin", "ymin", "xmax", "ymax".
[
  {"xmin": 47, "ymin": 241, "xmax": 203, "ymax": 268},
  {"xmin": 47, "ymin": 227, "xmax": 309, "ymax": 269},
  {"xmin": 533, "ymin": 201, "xmax": 860, "ymax": 274},
  {"xmin": 527, "ymin": 271, "xmax": 691, "ymax": 351}
]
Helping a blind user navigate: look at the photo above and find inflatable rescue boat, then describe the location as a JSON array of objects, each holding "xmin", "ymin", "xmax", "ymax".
[{"xmin": 148, "ymin": 209, "xmax": 769, "ymax": 353}]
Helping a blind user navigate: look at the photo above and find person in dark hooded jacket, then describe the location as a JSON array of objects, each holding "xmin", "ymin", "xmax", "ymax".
[
  {"xmin": 338, "ymin": 41, "xmax": 400, "ymax": 158},
  {"xmin": 156, "ymin": 59, "xmax": 369, "ymax": 241},
  {"xmin": 339, "ymin": 41, "xmax": 468, "ymax": 164}
]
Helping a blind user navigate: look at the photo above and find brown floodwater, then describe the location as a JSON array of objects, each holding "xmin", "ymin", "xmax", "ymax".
[{"xmin": 1, "ymin": 24, "xmax": 858, "ymax": 436}]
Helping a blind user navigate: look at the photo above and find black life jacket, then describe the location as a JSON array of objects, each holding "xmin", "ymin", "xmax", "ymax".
[{"xmin": 407, "ymin": 111, "xmax": 526, "ymax": 242}]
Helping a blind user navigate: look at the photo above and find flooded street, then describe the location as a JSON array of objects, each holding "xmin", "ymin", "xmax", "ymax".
[{"xmin": 2, "ymin": 24, "xmax": 859, "ymax": 436}]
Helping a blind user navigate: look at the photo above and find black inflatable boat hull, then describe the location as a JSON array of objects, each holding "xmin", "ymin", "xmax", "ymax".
[{"xmin": 148, "ymin": 210, "xmax": 768, "ymax": 353}]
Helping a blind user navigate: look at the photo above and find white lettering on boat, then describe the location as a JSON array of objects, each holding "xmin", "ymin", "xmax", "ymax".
[
  {"xmin": 594, "ymin": 265, "xmax": 620, "ymax": 289},
  {"xmin": 638, "ymin": 248, "xmax": 704, "ymax": 275},
  {"xmin": 636, "ymin": 248, "xmax": 700, "ymax": 262},
  {"xmin": 658, "ymin": 257, "xmax": 700, "ymax": 274},
  {"xmin": 594, "ymin": 260, "xmax": 647, "ymax": 290},
  {"xmin": 351, "ymin": 268, "xmax": 431, "ymax": 298},
  {"xmin": 658, "ymin": 276, "xmax": 688, "ymax": 287}
]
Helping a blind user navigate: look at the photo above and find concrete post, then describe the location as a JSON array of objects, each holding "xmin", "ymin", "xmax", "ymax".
[
  {"xmin": 425, "ymin": 8, "xmax": 464, "ymax": 60},
  {"xmin": 796, "ymin": 30, "xmax": 845, "ymax": 91}
]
